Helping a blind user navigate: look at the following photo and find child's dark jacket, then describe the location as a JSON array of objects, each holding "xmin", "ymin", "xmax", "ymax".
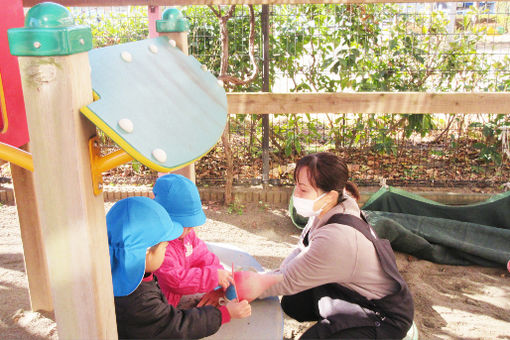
[{"xmin": 114, "ymin": 276, "xmax": 222, "ymax": 339}]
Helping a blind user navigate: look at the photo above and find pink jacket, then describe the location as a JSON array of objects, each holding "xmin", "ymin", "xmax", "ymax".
[{"xmin": 155, "ymin": 229, "xmax": 224, "ymax": 307}]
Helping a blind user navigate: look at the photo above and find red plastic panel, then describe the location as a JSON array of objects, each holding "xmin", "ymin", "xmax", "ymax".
[{"xmin": 0, "ymin": 0, "xmax": 29, "ymax": 147}]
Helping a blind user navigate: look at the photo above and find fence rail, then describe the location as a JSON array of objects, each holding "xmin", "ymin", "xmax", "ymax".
[{"xmin": 227, "ymin": 92, "xmax": 510, "ymax": 114}]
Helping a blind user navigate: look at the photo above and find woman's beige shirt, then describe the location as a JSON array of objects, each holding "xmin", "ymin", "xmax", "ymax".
[{"xmin": 259, "ymin": 193, "xmax": 398, "ymax": 300}]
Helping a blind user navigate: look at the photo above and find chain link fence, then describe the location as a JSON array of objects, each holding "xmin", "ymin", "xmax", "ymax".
[{"xmin": 72, "ymin": 4, "xmax": 510, "ymax": 190}]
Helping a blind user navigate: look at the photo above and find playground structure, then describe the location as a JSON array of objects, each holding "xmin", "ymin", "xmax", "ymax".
[
  {"xmin": 0, "ymin": 0, "xmax": 509, "ymax": 339},
  {"xmin": 1, "ymin": 1, "xmax": 230, "ymax": 338}
]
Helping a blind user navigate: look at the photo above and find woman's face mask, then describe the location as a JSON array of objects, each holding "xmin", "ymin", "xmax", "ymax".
[
  {"xmin": 293, "ymin": 167, "xmax": 328, "ymax": 217},
  {"xmin": 293, "ymin": 193, "xmax": 326, "ymax": 217}
]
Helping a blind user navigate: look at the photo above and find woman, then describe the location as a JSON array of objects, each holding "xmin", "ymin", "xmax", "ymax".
[{"xmin": 258, "ymin": 152, "xmax": 414, "ymax": 339}]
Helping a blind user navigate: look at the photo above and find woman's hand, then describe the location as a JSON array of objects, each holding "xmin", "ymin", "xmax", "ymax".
[
  {"xmin": 217, "ymin": 269, "xmax": 234, "ymax": 289},
  {"xmin": 226, "ymin": 300, "xmax": 252, "ymax": 319},
  {"xmin": 197, "ymin": 289, "xmax": 224, "ymax": 307}
]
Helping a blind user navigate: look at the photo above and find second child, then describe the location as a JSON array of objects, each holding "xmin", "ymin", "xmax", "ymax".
[{"xmin": 153, "ymin": 174, "xmax": 233, "ymax": 307}]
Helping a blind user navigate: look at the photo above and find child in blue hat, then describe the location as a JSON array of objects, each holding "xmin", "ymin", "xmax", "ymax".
[
  {"xmin": 107, "ymin": 196, "xmax": 251, "ymax": 339},
  {"xmin": 153, "ymin": 174, "xmax": 233, "ymax": 307}
]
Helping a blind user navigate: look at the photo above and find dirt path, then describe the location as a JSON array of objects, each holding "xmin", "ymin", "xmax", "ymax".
[{"xmin": 1, "ymin": 201, "xmax": 509, "ymax": 339}]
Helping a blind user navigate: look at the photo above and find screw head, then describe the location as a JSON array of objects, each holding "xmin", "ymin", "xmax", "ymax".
[
  {"xmin": 149, "ymin": 44, "xmax": 158, "ymax": 54},
  {"xmin": 152, "ymin": 148, "xmax": 167, "ymax": 163},
  {"xmin": 118, "ymin": 118, "xmax": 134, "ymax": 133},
  {"xmin": 121, "ymin": 51, "xmax": 132, "ymax": 63}
]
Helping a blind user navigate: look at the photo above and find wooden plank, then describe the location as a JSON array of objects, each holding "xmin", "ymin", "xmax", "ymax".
[
  {"xmin": 18, "ymin": 53, "xmax": 117, "ymax": 339},
  {"xmin": 227, "ymin": 92, "xmax": 510, "ymax": 114},
  {"xmin": 11, "ymin": 144, "xmax": 54, "ymax": 313},
  {"xmin": 114, "ymin": 189, "xmax": 120, "ymax": 200},
  {"xmin": 245, "ymin": 190, "xmax": 253, "ymax": 203},
  {"xmin": 23, "ymin": 0, "xmax": 506, "ymax": 7},
  {"xmin": 6, "ymin": 188, "xmax": 15, "ymax": 204}
]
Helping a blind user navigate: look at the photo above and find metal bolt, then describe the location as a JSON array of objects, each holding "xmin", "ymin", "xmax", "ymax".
[{"xmin": 33, "ymin": 41, "xmax": 41, "ymax": 49}]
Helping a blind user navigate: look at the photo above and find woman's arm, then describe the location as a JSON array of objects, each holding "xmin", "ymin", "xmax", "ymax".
[
  {"xmin": 279, "ymin": 247, "xmax": 301, "ymax": 269},
  {"xmin": 259, "ymin": 225, "xmax": 358, "ymax": 298}
]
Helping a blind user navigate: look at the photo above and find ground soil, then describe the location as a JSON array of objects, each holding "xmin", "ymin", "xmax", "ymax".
[{"xmin": 1, "ymin": 200, "xmax": 509, "ymax": 339}]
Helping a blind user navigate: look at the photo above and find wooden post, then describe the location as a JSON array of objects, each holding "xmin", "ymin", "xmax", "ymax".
[
  {"xmin": 11, "ymin": 144, "xmax": 54, "ymax": 313},
  {"xmin": 9, "ymin": 3, "xmax": 117, "ymax": 339},
  {"xmin": 156, "ymin": 8, "xmax": 196, "ymax": 182},
  {"xmin": 1, "ymin": 0, "xmax": 53, "ymax": 313}
]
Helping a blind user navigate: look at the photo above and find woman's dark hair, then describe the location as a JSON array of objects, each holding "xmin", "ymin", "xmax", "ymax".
[{"xmin": 294, "ymin": 152, "xmax": 360, "ymax": 202}]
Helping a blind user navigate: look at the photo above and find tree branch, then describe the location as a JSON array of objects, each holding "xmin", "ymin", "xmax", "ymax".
[{"xmin": 213, "ymin": 5, "xmax": 260, "ymax": 87}]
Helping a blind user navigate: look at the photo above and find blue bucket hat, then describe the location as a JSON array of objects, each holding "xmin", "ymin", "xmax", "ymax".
[
  {"xmin": 106, "ymin": 196, "xmax": 183, "ymax": 296},
  {"xmin": 153, "ymin": 174, "xmax": 206, "ymax": 227}
]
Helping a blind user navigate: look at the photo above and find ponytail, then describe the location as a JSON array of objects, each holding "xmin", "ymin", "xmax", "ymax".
[{"xmin": 344, "ymin": 181, "xmax": 360, "ymax": 202}]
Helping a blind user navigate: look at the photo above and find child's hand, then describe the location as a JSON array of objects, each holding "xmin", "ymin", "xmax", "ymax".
[
  {"xmin": 197, "ymin": 290, "xmax": 224, "ymax": 307},
  {"xmin": 217, "ymin": 269, "xmax": 234, "ymax": 289},
  {"xmin": 226, "ymin": 300, "xmax": 251, "ymax": 319}
]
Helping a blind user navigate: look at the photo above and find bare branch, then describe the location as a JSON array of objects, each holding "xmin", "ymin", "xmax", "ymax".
[
  {"xmin": 207, "ymin": 5, "xmax": 221, "ymax": 18},
  {"xmin": 226, "ymin": 5, "xmax": 236, "ymax": 19},
  {"xmin": 209, "ymin": 5, "xmax": 260, "ymax": 86}
]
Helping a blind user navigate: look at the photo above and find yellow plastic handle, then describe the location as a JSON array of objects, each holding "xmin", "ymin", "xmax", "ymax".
[
  {"xmin": 0, "ymin": 142, "xmax": 33, "ymax": 171},
  {"xmin": 0, "ymin": 72, "xmax": 9, "ymax": 134}
]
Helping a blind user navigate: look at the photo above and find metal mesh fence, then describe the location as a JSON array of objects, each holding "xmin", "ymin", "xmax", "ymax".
[
  {"xmin": 195, "ymin": 113, "xmax": 509, "ymax": 189},
  {"xmin": 72, "ymin": 4, "xmax": 510, "ymax": 189}
]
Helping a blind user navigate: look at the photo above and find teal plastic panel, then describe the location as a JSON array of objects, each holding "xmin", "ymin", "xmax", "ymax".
[{"xmin": 84, "ymin": 36, "xmax": 227, "ymax": 171}]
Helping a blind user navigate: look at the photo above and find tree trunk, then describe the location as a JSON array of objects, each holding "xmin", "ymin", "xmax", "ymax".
[{"xmin": 222, "ymin": 120, "xmax": 233, "ymax": 205}]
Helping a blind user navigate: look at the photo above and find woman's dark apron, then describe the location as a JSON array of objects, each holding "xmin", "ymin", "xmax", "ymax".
[{"xmin": 293, "ymin": 214, "xmax": 414, "ymax": 339}]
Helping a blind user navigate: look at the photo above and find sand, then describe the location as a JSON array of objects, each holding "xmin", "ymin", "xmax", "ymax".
[{"xmin": 1, "ymin": 201, "xmax": 509, "ymax": 339}]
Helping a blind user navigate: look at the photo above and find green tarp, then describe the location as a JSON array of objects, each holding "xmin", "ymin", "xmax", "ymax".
[
  {"xmin": 289, "ymin": 187, "xmax": 510, "ymax": 268},
  {"xmin": 361, "ymin": 187, "xmax": 510, "ymax": 268},
  {"xmin": 362, "ymin": 187, "xmax": 510, "ymax": 229}
]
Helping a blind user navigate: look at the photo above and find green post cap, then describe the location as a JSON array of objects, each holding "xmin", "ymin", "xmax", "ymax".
[
  {"xmin": 8, "ymin": 2, "xmax": 92, "ymax": 56},
  {"xmin": 156, "ymin": 8, "xmax": 190, "ymax": 33}
]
